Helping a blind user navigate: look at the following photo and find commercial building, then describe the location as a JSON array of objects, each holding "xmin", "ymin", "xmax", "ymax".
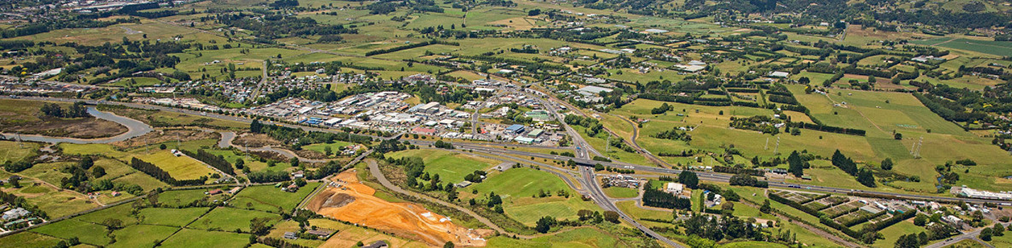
[
  {"xmin": 527, "ymin": 129, "xmax": 544, "ymax": 138},
  {"xmin": 505, "ymin": 124, "xmax": 525, "ymax": 134},
  {"xmin": 956, "ymin": 187, "xmax": 1012, "ymax": 200},
  {"xmin": 665, "ymin": 182, "xmax": 684, "ymax": 195},
  {"xmin": 514, "ymin": 136, "xmax": 534, "ymax": 144}
]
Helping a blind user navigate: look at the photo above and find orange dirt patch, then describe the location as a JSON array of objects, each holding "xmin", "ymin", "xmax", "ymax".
[{"xmin": 308, "ymin": 170, "xmax": 490, "ymax": 247}]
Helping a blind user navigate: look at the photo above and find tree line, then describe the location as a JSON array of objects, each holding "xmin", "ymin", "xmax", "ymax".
[
  {"xmin": 182, "ymin": 149, "xmax": 235, "ymax": 175},
  {"xmin": 40, "ymin": 102, "xmax": 89, "ymax": 118},
  {"xmin": 129, "ymin": 158, "xmax": 204, "ymax": 186},
  {"xmin": 831, "ymin": 150, "xmax": 876, "ymax": 187}
]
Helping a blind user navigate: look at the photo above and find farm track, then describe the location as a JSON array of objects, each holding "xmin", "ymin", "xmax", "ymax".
[{"xmin": 365, "ymin": 159, "xmax": 536, "ymax": 239}]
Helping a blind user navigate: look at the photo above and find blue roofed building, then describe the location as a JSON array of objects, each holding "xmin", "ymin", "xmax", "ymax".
[{"xmin": 505, "ymin": 124, "xmax": 525, "ymax": 134}]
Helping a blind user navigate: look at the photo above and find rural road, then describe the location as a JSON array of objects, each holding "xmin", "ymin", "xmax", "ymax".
[{"xmin": 925, "ymin": 222, "xmax": 1007, "ymax": 248}]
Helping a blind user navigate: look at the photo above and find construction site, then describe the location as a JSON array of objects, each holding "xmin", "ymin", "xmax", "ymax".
[{"xmin": 307, "ymin": 170, "xmax": 491, "ymax": 247}]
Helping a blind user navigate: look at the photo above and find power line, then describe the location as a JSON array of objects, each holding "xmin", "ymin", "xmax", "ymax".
[
  {"xmin": 773, "ymin": 136, "xmax": 780, "ymax": 154},
  {"xmin": 911, "ymin": 136, "xmax": 923, "ymax": 159}
]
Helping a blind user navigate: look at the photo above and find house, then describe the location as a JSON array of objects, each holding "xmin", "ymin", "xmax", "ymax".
[
  {"xmin": 283, "ymin": 232, "xmax": 297, "ymax": 240},
  {"xmin": 110, "ymin": 191, "xmax": 121, "ymax": 197},
  {"xmin": 229, "ymin": 186, "xmax": 242, "ymax": 195},
  {"xmin": 286, "ymin": 184, "xmax": 299, "ymax": 192},
  {"xmin": 2, "ymin": 208, "xmax": 29, "ymax": 221},
  {"xmin": 768, "ymin": 71, "xmax": 790, "ymax": 78},
  {"xmin": 206, "ymin": 189, "xmax": 223, "ymax": 195},
  {"xmin": 305, "ymin": 229, "xmax": 333, "ymax": 239},
  {"xmin": 363, "ymin": 241, "xmax": 389, "ymax": 248},
  {"xmin": 456, "ymin": 181, "xmax": 472, "ymax": 188},
  {"xmin": 942, "ymin": 215, "xmax": 962, "ymax": 226},
  {"xmin": 292, "ymin": 170, "xmax": 305, "ymax": 179},
  {"xmin": 674, "ymin": 64, "xmax": 706, "ymax": 72},
  {"xmin": 579, "ymin": 86, "xmax": 613, "ymax": 96}
]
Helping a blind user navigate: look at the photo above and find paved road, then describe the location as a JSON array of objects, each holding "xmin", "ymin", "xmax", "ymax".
[
  {"xmin": 10, "ymin": 95, "xmax": 1012, "ymax": 247},
  {"xmin": 926, "ymin": 223, "xmax": 1007, "ymax": 248},
  {"xmin": 430, "ymin": 141, "xmax": 1012, "ymax": 205},
  {"xmin": 577, "ymin": 166, "xmax": 685, "ymax": 248}
]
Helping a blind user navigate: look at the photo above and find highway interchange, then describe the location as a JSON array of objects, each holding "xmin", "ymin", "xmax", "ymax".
[{"xmin": 5, "ymin": 91, "xmax": 1012, "ymax": 247}]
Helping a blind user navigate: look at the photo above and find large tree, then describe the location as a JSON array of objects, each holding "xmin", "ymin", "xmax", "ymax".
[
  {"xmin": 678, "ymin": 170, "xmax": 699, "ymax": 189},
  {"xmin": 788, "ymin": 151, "xmax": 804, "ymax": 177}
]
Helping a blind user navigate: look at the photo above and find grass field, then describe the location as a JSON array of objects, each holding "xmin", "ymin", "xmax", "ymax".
[
  {"xmin": 2, "ymin": 184, "xmax": 98, "ymax": 219},
  {"xmin": 0, "ymin": 140, "xmax": 39, "ymax": 164},
  {"xmin": 98, "ymin": 106, "xmax": 248, "ymax": 130},
  {"xmin": 301, "ymin": 141, "xmax": 353, "ymax": 155},
  {"xmin": 0, "ymin": 232, "xmax": 63, "ymax": 248},
  {"xmin": 386, "ymin": 149, "xmax": 497, "ymax": 184},
  {"xmin": 229, "ymin": 182, "xmax": 320, "ymax": 213},
  {"xmin": 721, "ymin": 241, "xmax": 788, "ymax": 248},
  {"xmin": 138, "ymin": 207, "xmax": 209, "ymax": 226},
  {"xmin": 73, "ymin": 203, "xmax": 140, "ymax": 226},
  {"xmin": 134, "ymin": 150, "xmax": 215, "ymax": 180},
  {"xmin": 464, "ymin": 167, "xmax": 600, "ymax": 225},
  {"xmin": 788, "ymin": 85, "xmax": 1012, "ymax": 191},
  {"xmin": 616, "ymin": 200, "xmax": 672, "ymax": 221},
  {"xmin": 158, "ymin": 188, "xmax": 220, "ymax": 208},
  {"xmin": 309, "ymin": 218, "xmax": 431, "ymax": 248},
  {"xmin": 603, "ymin": 187, "xmax": 639, "ymax": 198},
  {"xmin": 910, "ymin": 38, "xmax": 1012, "ymax": 57},
  {"xmin": 506, "ymin": 196, "xmax": 601, "ymax": 225},
  {"xmin": 872, "ymin": 220, "xmax": 927, "ymax": 248},
  {"xmin": 108, "ymin": 224, "xmax": 181, "ymax": 248},
  {"xmin": 159, "ymin": 228, "xmax": 250, "ymax": 248},
  {"xmin": 187, "ymin": 207, "xmax": 281, "ymax": 232},
  {"xmin": 486, "ymin": 226, "xmax": 626, "ymax": 247},
  {"xmin": 32, "ymin": 219, "xmax": 113, "ymax": 246}
]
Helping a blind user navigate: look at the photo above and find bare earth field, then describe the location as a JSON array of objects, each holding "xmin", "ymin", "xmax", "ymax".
[{"xmin": 308, "ymin": 170, "xmax": 491, "ymax": 247}]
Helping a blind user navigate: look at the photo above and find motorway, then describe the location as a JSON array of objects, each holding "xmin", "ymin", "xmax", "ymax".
[
  {"xmin": 8, "ymin": 95, "xmax": 1012, "ymax": 247},
  {"xmin": 422, "ymin": 140, "xmax": 1012, "ymax": 205}
]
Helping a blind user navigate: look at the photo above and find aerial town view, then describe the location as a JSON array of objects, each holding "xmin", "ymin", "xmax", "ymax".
[{"xmin": 1, "ymin": 0, "xmax": 1012, "ymax": 247}]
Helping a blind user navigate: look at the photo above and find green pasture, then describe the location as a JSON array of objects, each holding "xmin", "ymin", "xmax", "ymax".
[
  {"xmin": 386, "ymin": 149, "xmax": 496, "ymax": 184},
  {"xmin": 187, "ymin": 207, "xmax": 281, "ymax": 232},
  {"xmin": 159, "ymin": 229, "xmax": 250, "ymax": 248},
  {"xmin": 230, "ymin": 182, "xmax": 321, "ymax": 213}
]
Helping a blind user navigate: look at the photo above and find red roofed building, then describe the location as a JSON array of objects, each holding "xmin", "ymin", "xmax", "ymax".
[{"xmin": 412, "ymin": 127, "xmax": 436, "ymax": 135}]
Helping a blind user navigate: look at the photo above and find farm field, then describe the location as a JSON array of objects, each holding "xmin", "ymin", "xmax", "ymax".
[
  {"xmin": 134, "ymin": 150, "xmax": 216, "ymax": 180},
  {"xmin": 2, "ymin": 0, "xmax": 1012, "ymax": 247},
  {"xmin": 910, "ymin": 38, "xmax": 1012, "ymax": 57},
  {"xmin": 159, "ymin": 229, "xmax": 251, "ymax": 248},
  {"xmin": 229, "ymin": 182, "xmax": 321, "ymax": 213},
  {"xmin": 386, "ymin": 149, "xmax": 497, "ymax": 184}
]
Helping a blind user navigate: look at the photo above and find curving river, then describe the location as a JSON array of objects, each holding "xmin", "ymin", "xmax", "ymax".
[{"xmin": 0, "ymin": 107, "xmax": 153, "ymax": 144}]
